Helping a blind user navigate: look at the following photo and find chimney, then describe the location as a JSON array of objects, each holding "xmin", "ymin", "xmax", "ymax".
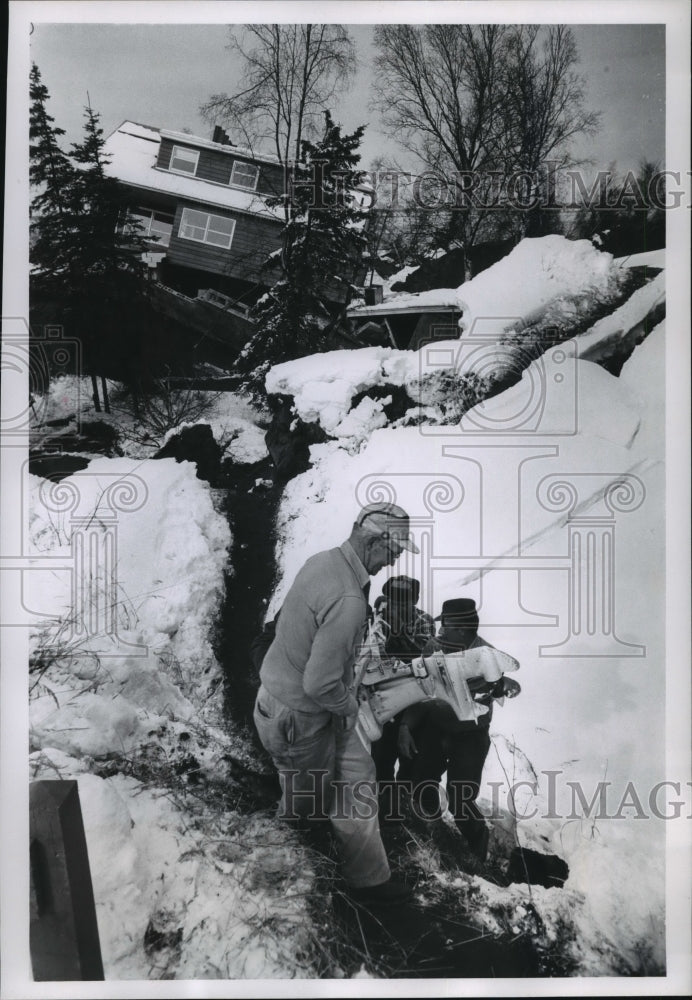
[{"xmin": 212, "ymin": 125, "xmax": 233, "ymax": 146}]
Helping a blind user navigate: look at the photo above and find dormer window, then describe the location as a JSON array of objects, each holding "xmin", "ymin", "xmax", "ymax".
[
  {"xmin": 169, "ymin": 145, "xmax": 199, "ymax": 176},
  {"xmin": 230, "ymin": 161, "xmax": 259, "ymax": 190}
]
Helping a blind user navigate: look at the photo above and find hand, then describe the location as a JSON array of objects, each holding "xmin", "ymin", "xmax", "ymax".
[
  {"xmin": 398, "ymin": 724, "xmax": 417, "ymax": 758},
  {"xmin": 472, "ymin": 681, "xmax": 495, "ymax": 701},
  {"xmin": 502, "ymin": 677, "xmax": 521, "ymax": 699}
]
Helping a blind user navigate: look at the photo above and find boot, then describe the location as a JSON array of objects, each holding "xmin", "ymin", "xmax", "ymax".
[{"xmin": 348, "ymin": 877, "xmax": 412, "ymax": 906}]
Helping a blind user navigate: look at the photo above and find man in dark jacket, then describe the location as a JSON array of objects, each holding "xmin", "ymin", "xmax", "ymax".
[
  {"xmin": 370, "ymin": 576, "xmax": 435, "ymax": 816},
  {"xmin": 398, "ymin": 598, "xmax": 520, "ymax": 861}
]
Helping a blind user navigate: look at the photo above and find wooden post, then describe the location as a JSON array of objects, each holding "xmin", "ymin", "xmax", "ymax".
[
  {"xmin": 90, "ymin": 374, "xmax": 101, "ymax": 413},
  {"xmin": 29, "ymin": 781, "xmax": 104, "ymax": 981},
  {"xmin": 100, "ymin": 377, "xmax": 110, "ymax": 414}
]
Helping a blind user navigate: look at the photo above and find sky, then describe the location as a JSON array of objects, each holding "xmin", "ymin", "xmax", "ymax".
[{"xmin": 30, "ymin": 21, "xmax": 666, "ymax": 176}]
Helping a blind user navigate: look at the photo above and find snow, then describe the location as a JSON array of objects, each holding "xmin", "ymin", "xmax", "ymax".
[
  {"xmin": 270, "ymin": 349, "xmax": 668, "ymax": 971},
  {"xmin": 618, "ymin": 320, "xmax": 666, "ymax": 458},
  {"xmin": 350, "ymin": 236, "xmax": 619, "ymax": 331},
  {"xmin": 28, "ymin": 457, "xmax": 230, "ymax": 688},
  {"xmin": 20, "ymin": 233, "xmax": 680, "ymax": 981},
  {"xmin": 459, "ymin": 353, "xmax": 642, "ymax": 450},
  {"xmin": 27, "ymin": 456, "xmax": 318, "ymax": 978},
  {"xmin": 575, "ymin": 270, "xmax": 665, "ymax": 363},
  {"xmin": 349, "ymin": 287, "xmax": 461, "ymax": 315},
  {"xmin": 158, "ymin": 391, "xmax": 269, "ymax": 465},
  {"xmin": 268, "ymin": 237, "xmax": 636, "ymax": 448},
  {"xmin": 103, "ymin": 122, "xmax": 284, "ymax": 221},
  {"xmin": 380, "ymin": 262, "xmax": 418, "ymax": 294},
  {"xmin": 264, "ymin": 235, "xmax": 672, "ymax": 975},
  {"xmin": 266, "ymin": 347, "xmax": 396, "ymax": 432},
  {"xmin": 456, "ymin": 235, "xmax": 617, "ymax": 338},
  {"xmin": 333, "ymin": 394, "xmax": 391, "ymax": 447},
  {"xmin": 31, "ymin": 766, "xmax": 318, "ymax": 979},
  {"xmin": 31, "ymin": 377, "xmax": 269, "ymax": 465},
  {"xmin": 615, "ymin": 248, "xmax": 666, "ymax": 269}
]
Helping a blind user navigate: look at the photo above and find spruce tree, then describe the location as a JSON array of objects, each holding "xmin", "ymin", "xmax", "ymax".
[
  {"xmin": 29, "ymin": 62, "xmax": 78, "ymax": 288},
  {"xmin": 30, "ymin": 72, "xmax": 147, "ymax": 392},
  {"xmin": 69, "ymin": 102, "xmax": 143, "ymax": 281},
  {"xmin": 238, "ymin": 111, "xmax": 369, "ymax": 394},
  {"xmin": 66, "ymin": 102, "xmax": 148, "ymax": 389}
]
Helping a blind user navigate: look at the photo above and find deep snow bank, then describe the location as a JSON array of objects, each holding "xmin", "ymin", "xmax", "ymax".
[
  {"xmin": 264, "ymin": 238, "xmax": 669, "ymax": 973},
  {"xmin": 28, "ymin": 457, "xmax": 316, "ymax": 978},
  {"xmin": 456, "ymin": 235, "xmax": 617, "ymax": 338},
  {"xmin": 29, "ymin": 457, "xmax": 230, "ymax": 713},
  {"xmin": 267, "ymin": 237, "xmax": 650, "ymax": 447}
]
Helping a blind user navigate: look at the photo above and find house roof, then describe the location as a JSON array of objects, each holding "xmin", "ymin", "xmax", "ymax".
[
  {"xmin": 103, "ymin": 121, "xmax": 284, "ymax": 222},
  {"xmin": 348, "ymin": 287, "xmax": 462, "ymax": 318}
]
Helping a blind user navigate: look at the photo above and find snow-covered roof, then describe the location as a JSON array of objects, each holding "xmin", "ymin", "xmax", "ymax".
[
  {"xmin": 103, "ymin": 121, "xmax": 283, "ymax": 222},
  {"xmin": 348, "ymin": 288, "xmax": 462, "ymax": 317},
  {"xmin": 351, "ymin": 236, "xmax": 622, "ymax": 330}
]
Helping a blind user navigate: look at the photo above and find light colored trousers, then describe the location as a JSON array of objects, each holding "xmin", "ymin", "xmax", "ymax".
[{"xmin": 253, "ymin": 684, "xmax": 390, "ymax": 888}]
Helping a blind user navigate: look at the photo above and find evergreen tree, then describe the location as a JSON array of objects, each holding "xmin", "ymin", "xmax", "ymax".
[
  {"xmin": 69, "ymin": 102, "xmax": 143, "ymax": 281},
  {"xmin": 238, "ymin": 111, "xmax": 369, "ymax": 393},
  {"xmin": 64, "ymin": 102, "xmax": 146, "ymax": 388},
  {"xmin": 29, "ymin": 63, "xmax": 78, "ymax": 286},
  {"xmin": 30, "ymin": 69, "xmax": 149, "ymax": 395}
]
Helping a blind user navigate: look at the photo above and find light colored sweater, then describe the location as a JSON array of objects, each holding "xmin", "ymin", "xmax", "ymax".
[{"xmin": 260, "ymin": 540, "xmax": 369, "ymax": 717}]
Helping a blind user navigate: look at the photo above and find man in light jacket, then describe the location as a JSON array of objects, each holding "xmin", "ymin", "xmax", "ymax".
[{"xmin": 254, "ymin": 502, "xmax": 419, "ymax": 904}]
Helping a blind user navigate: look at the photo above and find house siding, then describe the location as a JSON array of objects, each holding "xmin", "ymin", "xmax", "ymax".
[
  {"xmin": 157, "ymin": 138, "xmax": 285, "ymax": 197},
  {"xmin": 166, "ymin": 200, "xmax": 283, "ymax": 284}
]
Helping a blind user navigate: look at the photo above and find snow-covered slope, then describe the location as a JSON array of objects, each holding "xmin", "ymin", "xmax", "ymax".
[
  {"xmin": 455, "ymin": 235, "xmax": 619, "ymax": 338},
  {"xmin": 28, "ymin": 458, "xmax": 315, "ymax": 978},
  {"xmin": 268, "ymin": 237, "xmax": 655, "ymax": 449},
  {"xmin": 24, "ymin": 235, "xmax": 674, "ymax": 981},
  {"xmin": 264, "ymin": 238, "xmax": 671, "ymax": 974}
]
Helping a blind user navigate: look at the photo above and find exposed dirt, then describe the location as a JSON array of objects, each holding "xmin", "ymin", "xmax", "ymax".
[
  {"xmin": 310, "ymin": 817, "xmax": 564, "ymax": 978},
  {"xmin": 216, "ymin": 455, "xmax": 283, "ymax": 729}
]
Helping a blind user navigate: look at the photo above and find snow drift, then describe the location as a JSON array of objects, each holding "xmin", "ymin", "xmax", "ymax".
[
  {"xmin": 24, "ymin": 235, "xmax": 672, "ymax": 980},
  {"xmin": 269, "ymin": 236, "xmax": 654, "ymax": 448},
  {"xmin": 264, "ymin": 238, "xmax": 669, "ymax": 975},
  {"xmin": 28, "ymin": 457, "xmax": 316, "ymax": 978}
]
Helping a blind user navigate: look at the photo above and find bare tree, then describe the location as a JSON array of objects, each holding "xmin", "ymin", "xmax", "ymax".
[
  {"xmin": 373, "ymin": 24, "xmax": 600, "ymax": 267},
  {"xmin": 373, "ymin": 24, "xmax": 510, "ymax": 270},
  {"xmin": 201, "ymin": 24, "xmax": 356, "ymax": 165},
  {"xmin": 374, "ymin": 25, "xmax": 508, "ymax": 170},
  {"xmin": 500, "ymin": 26, "xmax": 601, "ymax": 235}
]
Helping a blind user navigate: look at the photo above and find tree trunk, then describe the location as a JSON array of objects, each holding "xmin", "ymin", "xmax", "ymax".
[
  {"xmin": 100, "ymin": 377, "xmax": 110, "ymax": 414},
  {"xmin": 463, "ymin": 253, "xmax": 473, "ymax": 283}
]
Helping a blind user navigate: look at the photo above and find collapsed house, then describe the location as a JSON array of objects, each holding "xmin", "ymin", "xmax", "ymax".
[{"xmin": 104, "ymin": 121, "xmax": 371, "ymax": 352}]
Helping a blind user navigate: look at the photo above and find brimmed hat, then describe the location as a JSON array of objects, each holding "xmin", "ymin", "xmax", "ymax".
[
  {"xmin": 356, "ymin": 502, "xmax": 420, "ymax": 554},
  {"xmin": 435, "ymin": 598, "xmax": 479, "ymax": 632},
  {"xmin": 382, "ymin": 575, "xmax": 421, "ymax": 605}
]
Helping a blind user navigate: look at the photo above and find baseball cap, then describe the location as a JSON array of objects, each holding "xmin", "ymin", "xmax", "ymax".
[{"xmin": 356, "ymin": 502, "xmax": 420, "ymax": 554}]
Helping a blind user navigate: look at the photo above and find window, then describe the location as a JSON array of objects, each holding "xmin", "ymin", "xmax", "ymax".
[
  {"xmin": 169, "ymin": 145, "xmax": 199, "ymax": 176},
  {"xmin": 230, "ymin": 160, "xmax": 259, "ymax": 190},
  {"xmin": 179, "ymin": 208, "xmax": 236, "ymax": 249},
  {"xmin": 130, "ymin": 208, "xmax": 174, "ymax": 246}
]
